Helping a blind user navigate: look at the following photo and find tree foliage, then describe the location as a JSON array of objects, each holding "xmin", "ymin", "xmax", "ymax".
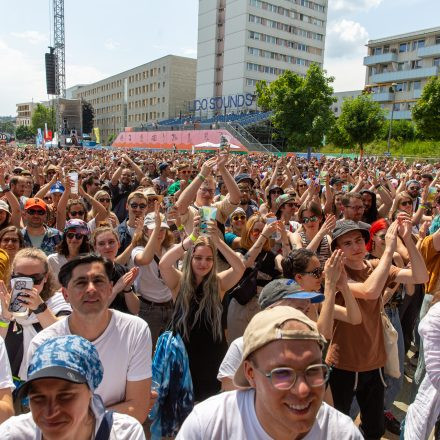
[
  {"xmin": 412, "ymin": 76, "xmax": 440, "ymax": 140},
  {"xmin": 82, "ymin": 101, "xmax": 94, "ymax": 134},
  {"xmin": 0, "ymin": 121, "xmax": 15, "ymax": 134},
  {"xmin": 380, "ymin": 119, "xmax": 416, "ymax": 142},
  {"xmin": 31, "ymin": 103, "xmax": 55, "ymax": 133},
  {"xmin": 15, "ymin": 125, "xmax": 34, "ymax": 140},
  {"xmin": 336, "ymin": 94, "xmax": 385, "ymax": 154},
  {"xmin": 256, "ymin": 64, "xmax": 335, "ymax": 150}
]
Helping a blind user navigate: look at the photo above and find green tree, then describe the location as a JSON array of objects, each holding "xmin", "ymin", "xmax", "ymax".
[
  {"xmin": 31, "ymin": 103, "xmax": 55, "ymax": 133},
  {"xmin": 412, "ymin": 76, "xmax": 440, "ymax": 140},
  {"xmin": 336, "ymin": 94, "xmax": 385, "ymax": 155},
  {"xmin": 327, "ymin": 121, "xmax": 352, "ymax": 149},
  {"xmin": 82, "ymin": 101, "xmax": 94, "ymax": 134},
  {"xmin": 380, "ymin": 119, "xmax": 416, "ymax": 142},
  {"xmin": 0, "ymin": 121, "xmax": 15, "ymax": 134},
  {"xmin": 256, "ymin": 64, "xmax": 335, "ymax": 152},
  {"xmin": 15, "ymin": 125, "xmax": 34, "ymax": 140}
]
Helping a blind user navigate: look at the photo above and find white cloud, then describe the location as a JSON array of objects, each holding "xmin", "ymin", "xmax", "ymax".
[
  {"xmin": 326, "ymin": 19, "xmax": 369, "ymax": 58},
  {"xmin": 104, "ymin": 39, "xmax": 120, "ymax": 50},
  {"xmin": 10, "ymin": 30, "xmax": 47, "ymax": 45},
  {"xmin": 324, "ymin": 57, "xmax": 367, "ymax": 92},
  {"xmin": 182, "ymin": 47, "xmax": 197, "ymax": 57},
  {"xmin": 66, "ymin": 64, "xmax": 108, "ymax": 88},
  {"xmin": 332, "ymin": 0, "xmax": 383, "ymax": 12}
]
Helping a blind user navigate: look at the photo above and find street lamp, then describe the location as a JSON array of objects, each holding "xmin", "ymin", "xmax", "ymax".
[{"xmin": 387, "ymin": 82, "xmax": 398, "ymax": 155}]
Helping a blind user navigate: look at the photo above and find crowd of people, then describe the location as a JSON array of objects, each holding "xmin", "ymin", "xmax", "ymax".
[{"xmin": 0, "ymin": 144, "xmax": 438, "ymax": 439}]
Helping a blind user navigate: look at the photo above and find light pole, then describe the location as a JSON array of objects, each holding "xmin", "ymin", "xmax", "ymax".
[{"xmin": 387, "ymin": 82, "xmax": 398, "ymax": 155}]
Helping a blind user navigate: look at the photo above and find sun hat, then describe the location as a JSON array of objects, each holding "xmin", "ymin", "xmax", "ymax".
[
  {"xmin": 64, "ymin": 219, "xmax": 90, "ymax": 236},
  {"xmin": 258, "ymin": 279, "xmax": 324, "ymax": 310},
  {"xmin": 16, "ymin": 335, "xmax": 103, "ymax": 400},
  {"xmin": 0, "ymin": 200, "xmax": 11, "ymax": 215},
  {"xmin": 143, "ymin": 212, "xmax": 170, "ymax": 230},
  {"xmin": 233, "ymin": 306, "xmax": 326, "ymax": 387},
  {"xmin": 24, "ymin": 198, "xmax": 47, "ymax": 212},
  {"xmin": 331, "ymin": 219, "xmax": 370, "ymax": 251}
]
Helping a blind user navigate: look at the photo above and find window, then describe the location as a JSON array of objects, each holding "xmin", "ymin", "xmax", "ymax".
[
  {"xmin": 436, "ymin": 36, "xmax": 440, "ymax": 45},
  {"xmin": 395, "ymin": 82, "xmax": 407, "ymax": 92},
  {"xmin": 411, "ymin": 59, "xmax": 422, "ymax": 69},
  {"xmin": 373, "ymin": 47, "xmax": 382, "ymax": 55},
  {"xmin": 383, "ymin": 45, "xmax": 390, "ymax": 54},
  {"xmin": 412, "ymin": 39, "xmax": 425, "ymax": 50},
  {"xmin": 412, "ymin": 80, "xmax": 421, "ymax": 90},
  {"xmin": 434, "ymin": 58, "xmax": 440, "ymax": 67},
  {"xmin": 399, "ymin": 43, "xmax": 409, "ymax": 53}
]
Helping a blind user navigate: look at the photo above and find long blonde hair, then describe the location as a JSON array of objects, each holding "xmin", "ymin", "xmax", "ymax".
[{"xmin": 173, "ymin": 236, "xmax": 223, "ymax": 342}]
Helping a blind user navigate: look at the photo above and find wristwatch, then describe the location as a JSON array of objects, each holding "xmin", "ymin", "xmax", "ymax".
[{"xmin": 32, "ymin": 303, "xmax": 48, "ymax": 315}]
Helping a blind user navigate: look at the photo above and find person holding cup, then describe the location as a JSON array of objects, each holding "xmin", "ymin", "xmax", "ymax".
[{"xmin": 159, "ymin": 217, "xmax": 245, "ymax": 401}]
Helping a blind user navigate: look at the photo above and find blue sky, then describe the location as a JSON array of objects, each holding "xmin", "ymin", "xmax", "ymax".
[{"xmin": 1, "ymin": 0, "xmax": 439, "ymax": 114}]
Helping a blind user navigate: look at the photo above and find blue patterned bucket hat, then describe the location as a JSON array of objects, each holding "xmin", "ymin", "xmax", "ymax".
[{"xmin": 16, "ymin": 335, "xmax": 103, "ymax": 400}]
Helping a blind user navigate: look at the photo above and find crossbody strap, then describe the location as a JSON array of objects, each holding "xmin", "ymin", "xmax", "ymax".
[{"xmin": 95, "ymin": 411, "xmax": 114, "ymax": 440}]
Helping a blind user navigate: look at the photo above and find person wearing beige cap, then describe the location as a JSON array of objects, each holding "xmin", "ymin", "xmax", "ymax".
[{"xmin": 177, "ymin": 306, "xmax": 363, "ymax": 439}]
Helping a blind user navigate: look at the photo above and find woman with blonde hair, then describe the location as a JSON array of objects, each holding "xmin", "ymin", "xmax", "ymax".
[
  {"xmin": 159, "ymin": 217, "xmax": 245, "ymax": 401},
  {"xmin": 88, "ymin": 189, "xmax": 119, "ymax": 227},
  {"xmin": 0, "ymin": 248, "xmax": 71, "ymax": 379}
]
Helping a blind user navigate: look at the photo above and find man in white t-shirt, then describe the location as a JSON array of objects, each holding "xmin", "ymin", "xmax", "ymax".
[
  {"xmin": 0, "ymin": 338, "xmax": 14, "ymax": 423},
  {"xmin": 177, "ymin": 306, "xmax": 363, "ymax": 439},
  {"xmin": 24, "ymin": 254, "xmax": 152, "ymax": 424}
]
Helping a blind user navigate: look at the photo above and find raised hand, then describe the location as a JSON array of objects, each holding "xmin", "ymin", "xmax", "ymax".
[
  {"xmin": 325, "ymin": 249, "xmax": 344, "ymax": 287},
  {"xmin": 385, "ymin": 220, "xmax": 399, "ymax": 253},
  {"xmin": 0, "ymin": 281, "xmax": 12, "ymax": 321},
  {"xmin": 320, "ymin": 214, "xmax": 336, "ymax": 235}
]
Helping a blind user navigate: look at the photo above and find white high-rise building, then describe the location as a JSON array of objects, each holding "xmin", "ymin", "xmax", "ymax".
[{"xmin": 195, "ymin": 0, "xmax": 328, "ymax": 115}]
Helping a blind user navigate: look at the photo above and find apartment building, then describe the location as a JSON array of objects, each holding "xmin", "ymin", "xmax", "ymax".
[
  {"xmin": 73, "ymin": 55, "xmax": 196, "ymax": 141},
  {"xmin": 364, "ymin": 26, "xmax": 440, "ymax": 119},
  {"xmin": 16, "ymin": 102, "xmax": 38, "ymax": 127},
  {"xmin": 196, "ymin": 0, "xmax": 328, "ymax": 116}
]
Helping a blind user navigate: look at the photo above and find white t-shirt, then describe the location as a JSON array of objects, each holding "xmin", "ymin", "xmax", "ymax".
[
  {"xmin": 0, "ymin": 403, "xmax": 145, "ymax": 440},
  {"xmin": 132, "ymin": 246, "xmax": 173, "ymax": 302},
  {"xmin": 24, "ymin": 310, "xmax": 152, "ymax": 407},
  {"xmin": 217, "ymin": 337, "xmax": 243, "ymax": 380},
  {"xmin": 176, "ymin": 389, "xmax": 363, "ymax": 440},
  {"xmin": 47, "ymin": 253, "xmax": 68, "ymax": 278},
  {"xmin": 0, "ymin": 338, "xmax": 14, "ymax": 391}
]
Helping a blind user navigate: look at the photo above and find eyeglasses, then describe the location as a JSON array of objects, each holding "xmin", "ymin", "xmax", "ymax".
[
  {"xmin": 252, "ymin": 363, "xmax": 330, "ymax": 390},
  {"xmin": 302, "ymin": 215, "xmax": 319, "ymax": 224},
  {"xmin": 69, "ymin": 210, "xmax": 85, "ymax": 217},
  {"xmin": 66, "ymin": 232, "xmax": 85, "ymax": 240},
  {"xmin": 98, "ymin": 198, "xmax": 111, "ymax": 203},
  {"xmin": 346, "ymin": 205, "xmax": 364, "ymax": 211},
  {"xmin": 232, "ymin": 215, "xmax": 246, "ymax": 221},
  {"xmin": 400, "ymin": 200, "xmax": 412, "ymax": 207},
  {"xmin": 129, "ymin": 203, "xmax": 147, "ymax": 210},
  {"xmin": 199, "ymin": 188, "xmax": 215, "ymax": 195},
  {"xmin": 12, "ymin": 273, "xmax": 46, "ymax": 285},
  {"xmin": 1, "ymin": 237, "xmax": 19, "ymax": 244},
  {"xmin": 26, "ymin": 209, "xmax": 46, "ymax": 216},
  {"xmin": 301, "ymin": 267, "xmax": 324, "ymax": 278}
]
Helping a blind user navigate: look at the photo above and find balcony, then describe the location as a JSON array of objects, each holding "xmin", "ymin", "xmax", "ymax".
[
  {"xmin": 363, "ymin": 52, "xmax": 398, "ymax": 66},
  {"xmin": 386, "ymin": 110, "xmax": 412, "ymax": 120},
  {"xmin": 370, "ymin": 66, "xmax": 439, "ymax": 83},
  {"xmin": 371, "ymin": 92, "xmax": 394, "ymax": 102},
  {"xmin": 417, "ymin": 44, "xmax": 440, "ymax": 58}
]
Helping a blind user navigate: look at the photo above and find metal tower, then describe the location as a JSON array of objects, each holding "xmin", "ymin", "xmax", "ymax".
[{"xmin": 53, "ymin": 0, "xmax": 65, "ymax": 98}]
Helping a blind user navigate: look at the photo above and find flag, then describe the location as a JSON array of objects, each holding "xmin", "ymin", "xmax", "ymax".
[{"xmin": 93, "ymin": 127, "xmax": 101, "ymax": 144}]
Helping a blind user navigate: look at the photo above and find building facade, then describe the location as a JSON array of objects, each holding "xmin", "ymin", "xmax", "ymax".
[
  {"xmin": 331, "ymin": 90, "xmax": 362, "ymax": 117},
  {"xmin": 16, "ymin": 102, "xmax": 37, "ymax": 127},
  {"xmin": 73, "ymin": 55, "xmax": 196, "ymax": 141},
  {"xmin": 364, "ymin": 26, "xmax": 440, "ymax": 120},
  {"xmin": 196, "ymin": 0, "xmax": 328, "ymax": 116}
]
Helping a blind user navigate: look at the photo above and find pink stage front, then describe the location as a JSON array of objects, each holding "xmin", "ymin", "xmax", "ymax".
[{"xmin": 112, "ymin": 129, "xmax": 248, "ymax": 152}]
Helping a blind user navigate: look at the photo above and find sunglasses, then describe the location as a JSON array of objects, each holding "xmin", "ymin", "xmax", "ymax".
[
  {"xmin": 301, "ymin": 267, "xmax": 324, "ymax": 279},
  {"xmin": 298, "ymin": 184, "xmax": 308, "ymax": 188},
  {"xmin": 69, "ymin": 210, "xmax": 85, "ymax": 217},
  {"xmin": 26, "ymin": 209, "xmax": 46, "ymax": 216},
  {"xmin": 408, "ymin": 187, "xmax": 420, "ymax": 191},
  {"xmin": 98, "ymin": 198, "xmax": 111, "ymax": 203},
  {"xmin": 400, "ymin": 200, "xmax": 412, "ymax": 207},
  {"xmin": 66, "ymin": 232, "xmax": 85, "ymax": 240},
  {"xmin": 271, "ymin": 190, "xmax": 283, "ymax": 195},
  {"xmin": 232, "ymin": 215, "xmax": 246, "ymax": 221},
  {"xmin": 181, "ymin": 170, "xmax": 192, "ymax": 175},
  {"xmin": 43, "ymin": 197, "xmax": 53, "ymax": 202},
  {"xmin": 12, "ymin": 273, "xmax": 46, "ymax": 285},
  {"xmin": 129, "ymin": 203, "xmax": 147, "ymax": 210},
  {"xmin": 302, "ymin": 215, "xmax": 319, "ymax": 224}
]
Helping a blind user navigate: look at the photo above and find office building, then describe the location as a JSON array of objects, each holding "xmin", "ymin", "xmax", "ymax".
[
  {"xmin": 364, "ymin": 26, "xmax": 440, "ymax": 120},
  {"xmin": 16, "ymin": 102, "xmax": 38, "ymax": 127},
  {"xmin": 196, "ymin": 0, "xmax": 328, "ymax": 116},
  {"xmin": 73, "ymin": 55, "xmax": 196, "ymax": 141}
]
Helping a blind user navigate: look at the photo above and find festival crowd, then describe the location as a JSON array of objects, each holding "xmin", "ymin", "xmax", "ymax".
[{"xmin": 0, "ymin": 144, "xmax": 438, "ymax": 439}]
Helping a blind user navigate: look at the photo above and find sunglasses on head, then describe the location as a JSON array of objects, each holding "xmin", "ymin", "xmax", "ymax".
[
  {"xmin": 130, "ymin": 203, "xmax": 147, "ymax": 210},
  {"xmin": 302, "ymin": 215, "xmax": 319, "ymax": 224},
  {"xmin": 232, "ymin": 215, "xmax": 246, "ymax": 221},
  {"xmin": 69, "ymin": 210, "xmax": 85, "ymax": 217},
  {"xmin": 26, "ymin": 209, "xmax": 46, "ymax": 216},
  {"xmin": 12, "ymin": 273, "xmax": 46, "ymax": 285},
  {"xmin": 301, "ymin": 267, "xmax": 324, "ymax": 279},
  {"xmin": 66, "ymin": 232, "xmax": 85, "ymax": 240},
  {"xmin": 400, "ymin": 200, "xmax": 412, "ymax": 207}
]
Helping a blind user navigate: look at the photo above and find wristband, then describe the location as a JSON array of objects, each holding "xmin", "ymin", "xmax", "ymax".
[
  {"xmin": 198, "ymin": 174, "xmax": 206, "ymax": 182},
  {"xmin": 420, "ymin": 204, "xmax": 428, "ymax": 210},
  {"xmin": 0, "ymin": 320, "xmax": 9, "ymax": 328},
  {"xmin": 181, "ymin": 241, "xmax": 188, "ymax": 251},
  {"xmin": 177, "ymin": 225, "xmax": 184, "ymax": 232},
  {"xmin": 189, "ymin": 233, "xmax": 198, "ymax": 242}
]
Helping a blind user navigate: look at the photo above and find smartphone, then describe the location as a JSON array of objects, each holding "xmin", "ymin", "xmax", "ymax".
[{"xmin": 9, "ymin": 277, "xmax": 33, "ymax": 318}]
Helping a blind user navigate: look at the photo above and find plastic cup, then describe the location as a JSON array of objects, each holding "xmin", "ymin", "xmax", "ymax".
[
  {"xmin": 68, "ymin": 172, "xmax": 79, "ymax": 194},
  {"xmin": 199, "ymin": 206, "xmax": 217, "ymax": 235}
]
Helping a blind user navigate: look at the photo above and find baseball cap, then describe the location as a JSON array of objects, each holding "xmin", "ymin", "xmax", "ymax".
[
  {"xmin": 0, "ymin": 200, "xmax": 11, "ymax": 215},
  {"xmin": 331, "ymin": 219, "xmax": 370, "ymax": 251},
  {"xmin": 16, "ymin": 335, "xmax": 103, "ymax": 400},
  {"xmin": 64, "ymin": 219, "xmax": 90, "ymax": 236},
  {"xmin": 275, "ymin": 194, "xmax": 296, "ymax": 214},
  {"xmin": 258, "ymin": 279, "xmax": 325, "ymax": 310},
  {"xmin": 24, "ymin": 198, "xmax": 47, "ymax": 212},
  {"xmin": 235, "ymin": 173, "xmax": 254, "ymax": 187},
  {"xmin": 233, "ymin": 306, "xmax": 326, "ymax": 387},
  {"xmin": 230, "ymin": 206, "xmax": 246, "ymax": 218},
  {"xmin": 50, "ymin": 181, "xmax": 65, "ymax": 194},
  {"xmin": 143, "ymin": 212, "xmax": 170, "ymax": 230}
]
